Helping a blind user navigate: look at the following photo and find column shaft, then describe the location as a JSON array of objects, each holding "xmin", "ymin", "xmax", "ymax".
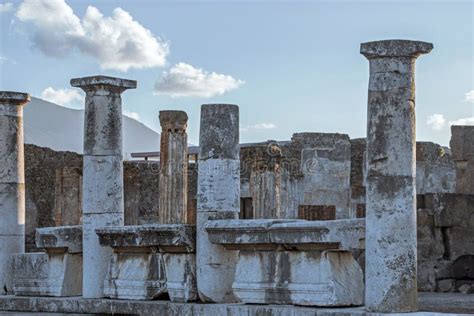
[
  {"xmin": 0, "ymin": 91, "xmax": 30, "ymax": 294},
  {"xmin": 361, "ymin": 40, "xmax": 433, "ymax": 312},
  {"xmin": 71, "ymin": 76, "xmax": 136, "ymax": 298},
  {"xmin": 158, "ymin": 111, "xmax": 189, "ymax": 224},
  {"xmin": 196, "ymin": 104, "xmax": 240, "ymax": 303}
]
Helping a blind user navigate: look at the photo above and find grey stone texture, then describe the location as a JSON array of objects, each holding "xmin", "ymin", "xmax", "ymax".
[
  {"xmin": 197, "ymin": 104, "xmax": 240, "ymax": 303},
  {"xmin": 158, "ymin": 111, "xmax": 189, "ymax": 224},
  {"xmin": 0, "ymin": 91, "xmax": 30, "ymax": 295},
  {"xmin": 71, "ymin": 75, "xmax": 136, "ymax": 298},
  {"xmin": 450, "ymin": 125, "xmax": 474, "ymax": 194},
  {"xmin": 54, "ymin": 167, "xmax": 82, "ymax": 226},
  {"xmin": 361, "ymin": 39, "xmax": 433, "ymax": 313},
  {"xmin": 96, "ymin": 224, "xmax": 196, "ymax": 302}
]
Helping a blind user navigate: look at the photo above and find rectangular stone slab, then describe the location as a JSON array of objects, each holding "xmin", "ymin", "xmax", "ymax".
[
  {"xmin": 96, "ymin": 224, "xmax": 195, "ymax": 253},
  {"xmin": 206, "ymin": 219, "xmax": 365, "ymax": 251},
  {"xmin": 35, "ymin": 225, "xmax": 82, "ymax": 254}
]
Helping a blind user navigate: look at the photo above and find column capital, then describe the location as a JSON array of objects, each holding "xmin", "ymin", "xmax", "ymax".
[
  {"xmin": 361, "ymin": 39, "xmax": 433, "ymax": 59},
  {"xmin": 0, "ymin": 91, "xmax": 30, "ymax": 106},
  {"xmin": 70, "ymin": 75, "xmax": 137, "ymax": 93},
  {"xmin": 159, "ymin": 110, "xmax": 188, "ymax": 132}
]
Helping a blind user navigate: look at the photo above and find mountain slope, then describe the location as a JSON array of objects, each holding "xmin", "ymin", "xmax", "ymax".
[{"xmin": 23, "ymin": 97, "xmax": 160, "ymax": 156}]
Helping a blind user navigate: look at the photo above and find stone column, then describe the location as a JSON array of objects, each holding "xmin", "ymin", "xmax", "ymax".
[
  {"xmin": 250, "ymin": 144, "xmax": 281, "ymax": 219},
  {"xmin": 196, "ymin": 104, "xmax": 240, "ymax": 302},
  {"xmin": 0, "ymin": 91, "xmax": 30, "ymax": 294},
  {"xmin": 158, "ymin": 111, "xmax": 189, "ymax": 224},
  {"xmin": 361, "ymin": 40, "xmax": 433, "ymax": 312},
  {"xmin": 71, "ymin": 75, "xmax": 136, "ymax": 298}
]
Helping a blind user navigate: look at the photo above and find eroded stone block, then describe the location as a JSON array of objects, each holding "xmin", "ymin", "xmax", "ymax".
[
  {"xmin": 36, "ymin": 225, "xmax": 82, "ymax": 253},
  {"xmin": 163, "ymin": 253, "xmax": 197, "ymax": 302},
  {"xmin": 12, "ymin": 252, "xmax": 82, "ymax": 297},
  {"xmin": 103, "ymin": 252, "xmax": 166, "ymax": 300},
  {"xmin": 233, "ymin": 250, "xmax": 364, "ymax": 306}
]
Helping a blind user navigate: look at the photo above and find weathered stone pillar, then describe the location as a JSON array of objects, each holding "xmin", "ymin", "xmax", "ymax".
[
  {"xmin": 249, "ymin": 144, "xmax": 281, "ymax": 219},
  {"xmin": 361, "ymin": 40, "xmax": 433, "ymax": 312},
  {"xmin": 196, "ymin": 104, "xmax": 240, "ymax": 302},
  {"xmin": 71, "ymin": 76, "xmax": 136, "ymax": 298},
  {"xmin": 0, "ymin": 91, "xmax": 30, "ymax": 294},
  {"xmin": 158, "ymin": 111, "xmax": 189, "ymax": 224}
]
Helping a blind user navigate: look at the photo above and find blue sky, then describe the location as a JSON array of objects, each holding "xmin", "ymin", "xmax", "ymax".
[{"xmin": 0, "ymin": 0, "xmax": 473, "ymax": 146}]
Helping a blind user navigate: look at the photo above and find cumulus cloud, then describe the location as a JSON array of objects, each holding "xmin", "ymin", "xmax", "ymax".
[
  {"xmin": 449, "ymin": 117, "xmax": 474, "ymax": 126},
  {"xmin": 123, "ymin": 110, "xmax": 140, "ymax": 121},
  {"xmin": 41, "ymin": 87, "xmax": 83, "ymax": 107},
  {"xmin": 0, "ymin": 2, "xmax": 13, "ymax": 13},
  {"xmin": 464, "ymin": 90, "xmax": 474, "ymax": 103},
  {"xmin": 154, "ymin": 62, "xmax": 244, "ymax": 98},
  {"xmin": 16, "ymin": 0, "xmax": 169, "ymax": 71},
  {"xmin": 426, "ymin": 114, "xmax": 446, "ymax": 131},
  {"xmin": 240, "ymin": 123, "xmax": 276, "ymax": 132}
]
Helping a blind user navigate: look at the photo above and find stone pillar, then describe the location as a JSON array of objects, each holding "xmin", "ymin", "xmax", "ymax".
[
  {"xmin": 249, "ymin": 144, "xmax": 281, "ymax": 219},
  {"xmin": 196, "ymin": 104, "xmax": 240, "ymax": 302},
  {"xmin": 158, "ymin": 111, "xmax": 189, "ymax": 224},
  {"xmin": 361, "ymin": 40, "xmax": 433, "ymax": 312},
  {"xmin": 71, "ymin": 75, "xmax": 136, "ymax": 298},
  {"xmin": 0, "ymin": 91, "xmax": 30, "ymax": 294}
]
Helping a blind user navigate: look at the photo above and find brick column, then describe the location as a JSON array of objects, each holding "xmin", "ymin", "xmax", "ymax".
[
  {"xmin": 158, "ymin": 111, "xmax": 189, "ymax": 224},
  {"xmin": 0, "ymin": 91, "xmax": 30, "ymax": 294},
  {"xmin": 196, "ymin": 104, "xmax": 240, "ymax": 302},
  {"xmin": 71, "ymin": 75, "xmax": 136, "ymax": 298},
  {"xmin": 361, "ymin": 40, "xmax": 433, "ymax": 312}
]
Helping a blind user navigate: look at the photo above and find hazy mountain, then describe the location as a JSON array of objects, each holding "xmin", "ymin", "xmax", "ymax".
[{"xmin": 23, "ymin": 97, "xmax": 160, "ymax": 157}]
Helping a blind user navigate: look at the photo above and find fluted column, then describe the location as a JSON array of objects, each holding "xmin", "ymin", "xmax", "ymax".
[
  {"xmin": 196, "ymin": 104, "xmax": 240, "ymax": 302},
  {"xmin": 0, "ymin": 91, "xmax": 30, "ymax": 294},
  {"xmin": 71, "ymin": 75, "xmax": 136, "ymax": 298},
  {"xmin": 158, "ymin": 110, "xmax": 189, "ymax": 224},
  {"xmin": 361, "ymin": 40, "xmax": 433, "ymax": 312}
]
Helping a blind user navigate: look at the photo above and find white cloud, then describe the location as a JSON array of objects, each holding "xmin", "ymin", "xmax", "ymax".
[
  {"xmin": 0, "ymin": 2, "xmax": 13, "ymax": 13},
  {"xmin": 464, "ymin": 90, "xmax": 474, "ymax": 103},
  {"xmin": 154, "ymin": 62, "xmax": 244, "ymax": 98},
  {"xmin": 123, "ymin": 110, "xmax": 140, "ymax": 121},
  {"xmin": 16, "ymin": 0, "xmax": 169, "ymax": 71},
  {"xmin": 240, "ymin": 122, "xmax": 276, "ymax": 132},
  {"xmin": 41, "ymin": 87, "xmax": 83, "ymax": 107},
  {"xmin": 426, "ymin": 114, "xmax": 446, "ymax": 131},
  {"xmin": 449, "ymin": 117, "xmax": 474, "ymax": 126}
]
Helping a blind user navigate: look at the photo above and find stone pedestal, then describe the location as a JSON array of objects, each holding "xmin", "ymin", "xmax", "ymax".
[
  {"xmin": 96, "ymin": 224, "xmax": 196, "ymax": 302},
  {"xmin": 206, "ymin": 218, "xmax": 365, "ymax": 306},
  {"xmin": 0, "ymin": 91, "xmax": 30, "ymax": 294},
  {"xmin": 12, "ymin": 225, "xmax": 83, "ymax": 297},
  {"xmin": 158, "ymin": 111, "xmax": 189, "ymax": 224},
  {"xmin": 196, "ymin": 104, "xmax": 240, "ymax": 303},
  {"xmin": 71, "ymin": 75, "xmax": 136, "ymax": 298},
  {"xmin": 361, "ymin": 39, "xmax": 433, "ymax": 312}
]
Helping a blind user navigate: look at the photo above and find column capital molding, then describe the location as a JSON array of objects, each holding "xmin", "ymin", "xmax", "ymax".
[
  {"xmin": 70, "ymin": 75, "xmax": 137, "ymax": 93},
  {"xmin": 361, "ymin": 39, "xmax": 433, "ymax": 59}
]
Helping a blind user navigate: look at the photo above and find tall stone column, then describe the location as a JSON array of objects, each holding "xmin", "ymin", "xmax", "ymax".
[
  {"xmin": 71, "ymin": 76, "xmax": 136, "ymax": 298},
  {"xmin": 196, "ymin": 104, "xmax": 240, "ymax": 302},
  {"xmin": 158, "ymin": 111, "xmax": 189, "ymax": 224},
  {"xmin": 0, "ymin": 91, "xmax": 30, "ymax": 294},
  {"xmin": 361, "ymin": 40, "xmax": 433, "ymax": 312}
]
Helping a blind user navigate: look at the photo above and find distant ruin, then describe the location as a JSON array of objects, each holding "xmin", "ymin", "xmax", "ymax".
[{"xmin": 0, "ymin": 40, "xmax": 473, "ymax": 315}]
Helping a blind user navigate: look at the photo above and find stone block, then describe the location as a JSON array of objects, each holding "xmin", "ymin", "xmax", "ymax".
[
  {"xmin": 445, "ymin": 227, "xmax": 474, "ymax": 260},
  {"xmin": 12, "ymin": 252, "xmax": 82, "ymax": 296},
  {"xmin": 233, "ymin": 250, "xmax": 364, "ymax": 306},
  {"xmin": 417, "ymin": 209, "xmax": 444, "ymax": 261},
  {"xmin": 163, "ymin": 253, "xmax": 197, "ymax": 302},
  {"xmin": 450, "ymin": 125, "xmax": 474, "ymax": 161},
  {"xmin": 0, "ymin": 235, "xmax": 24, "ymax": 294},
  {"xmin": 438, "ymin": 279, "xmax": 456, "ymax": 292},
  {"xmin": 425, "ymin": 193, "xmax": 474, "ymax": 228},
  {"xmin": 36, "ymin": 225, "xmax": 82, "ymax": 253},
  {"xmin": 417, "ymin": 260, "xmax": 453, "ymax": 292},
  {"xmin": 298, "ymin": 205, "xmax": 336, "ymax": 221},
  {"xmin": 54, "ymin": 167, "xmax": 82, "ymax": 226},
  {"xmin": 197, "ymin": 159, "xmax": 240, "ymax": 213},
  {"xmin": 0, "ymin": 182, "xmax": 25, "ymax": 235},
  {"xmin": 83, "ymin": 155, "xmax": 123, "ymax": 214},
  {"xmin": 96, "ymin": 224, "xmax": 195, "ymax": 253},
  {"xmin": 103, "ymin": 252, "xmax": 166, "ymax": 300},
  {"xmin": 83, "ymin": 212, "xmax": 123, "ymax": 298}
]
